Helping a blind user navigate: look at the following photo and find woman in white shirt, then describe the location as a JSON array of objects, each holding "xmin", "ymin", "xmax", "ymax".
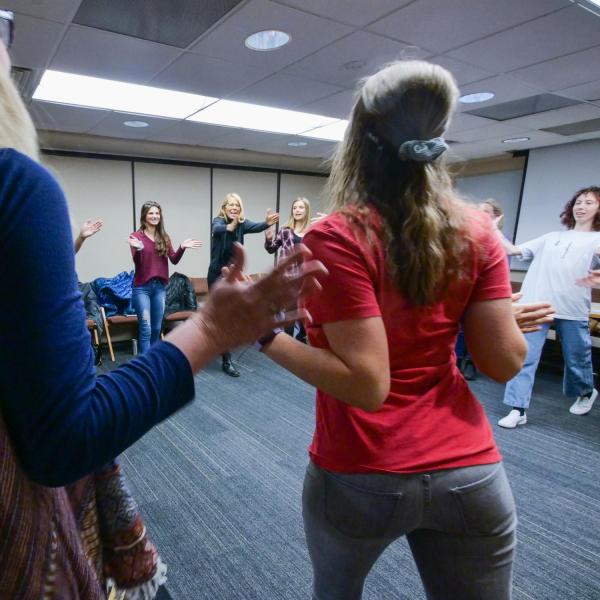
[{"xmin": 496, "ymin": 186, "xmax": 600, "ymax": 428}]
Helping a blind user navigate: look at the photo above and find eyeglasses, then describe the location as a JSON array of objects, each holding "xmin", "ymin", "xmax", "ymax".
[{"xmin": 0, "ymin": 10, "xmax": 14, "ymax": 49}]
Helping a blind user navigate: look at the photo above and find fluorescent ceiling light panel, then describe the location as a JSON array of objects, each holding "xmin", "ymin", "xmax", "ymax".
[
  {"xmin": 187, "ymin": 100, "xmax": 337, "ymax": 135},
  {"xmin": 33, "ymin": 70, "xmax": 217, "ymax": 119},
  {"xmin": 299, "ymin": 120, "xmax": 348, "ymax": 142}
]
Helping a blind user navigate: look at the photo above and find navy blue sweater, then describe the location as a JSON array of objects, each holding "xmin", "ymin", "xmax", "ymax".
[{"xmin": 0, "ymin": 149, "xmax": 195, "ymax": 487}]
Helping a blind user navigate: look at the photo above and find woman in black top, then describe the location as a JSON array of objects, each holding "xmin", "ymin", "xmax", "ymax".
[{"xmin": 209, "ymin": 192, "xmax": 279, "ymax": 376}]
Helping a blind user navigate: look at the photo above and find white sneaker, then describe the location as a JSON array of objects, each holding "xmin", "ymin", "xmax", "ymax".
[
  {"xmin": 498, "ymin": 409, "xmax": 527, "ymax": 428},
  {"xmin": 569, "ymin": 388, "xmax": 598, "ymax": 415}
]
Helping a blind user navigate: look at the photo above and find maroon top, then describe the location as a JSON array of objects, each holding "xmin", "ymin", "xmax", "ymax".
[{"xmin": 130, "ymin": 231, "xmax": 184, "ymax": 286}]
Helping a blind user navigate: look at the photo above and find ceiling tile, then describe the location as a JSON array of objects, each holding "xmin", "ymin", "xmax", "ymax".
[
  {"xmin": 30, "ymin": 100, "xmax": 109, "ymax": 133},
  {"xmin": 504, "ymin": 102, "xmax": 600, "ymax": 129},
  {"xmin": 272, "ymin": 0, "xmax": 412, "ymax": 27},
  {"xmin": 447, "ymin": 112, "xmax": 497, "ymax": 134},
  {"xmin": 10, "ymin": 14, "xmax": 64, "ymax": 69},
  {"xmin": 189, "ymin": 0, "xmax": 353, "ymax": 71},
  {"xmin": 151, "ymin": 53, "xmax": 273, "ymax": 97},
  {"xmin": 51, "ymin": 25, "xmax": 182, "ymax": 83},
  {"xmin": 368, "ymin": 0, "xmax": 568, "ymax": 54},
  {"xmin": 148, "ymin": 121, "xmax": 233, "ymax": 146},
  {"xmin": 451, "ymin": 122, "xmax": 526, "ymax": 144},
  {"xmin": 511, "ymin": 45, "xmax": 600, "ymax": 91},
  {"xmin": 558, "ymin": 80, "xmax": 600, "ymax": 101},
  {"xmin": 7, "ymin": 0, "xmax": 81, "ymax": 23},
  {"xmin": 430, "ymin": 56, "xmax": 492, "ymax": 86},
  {"xmin": 300, "ymin": 89, "xmax": 355, "ymax": 119},
  {"xmin": 284, "ymin": 30, "xmax": 428, "ymax": 88},
  {"xmin": 87, "ymin": 112, "xmax": 176, "ymax": 139},
  {"xmin": 457, "ymin": 75, "xmax": 546, "ymax": 111},
  {"xmin": 229, "ymin": 73, "xmax": 344, "ymax": 109},
  {"xmin": 448, "ymin": 6, "xmax": 600, "ymax": 72}
]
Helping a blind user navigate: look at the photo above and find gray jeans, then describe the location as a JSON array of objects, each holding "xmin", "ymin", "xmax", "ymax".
[{"xmin": 302, "ymin": 461, "xmax": 516, "ymax": 600}]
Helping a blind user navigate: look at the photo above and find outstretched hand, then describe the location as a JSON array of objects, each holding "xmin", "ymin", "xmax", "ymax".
[
  {"xmin": 512, "ymin": 293, "xmax": 554, "ymax": 333},
  {"xmin": 310, "ymin": 212, "xmax": 328, "ymax": 223},
  {"xmin": 80, "ymin": 219, "xmax": 103, "ymax": 239},
  {"xmin": 266, "ymin": 209, "xmax": 279, "ymax": 227},
  {"xmin": 181, "ymin": 238, "xmax": 202, "ymax": 249},
  {"xmin": 127, "ymin": 235, "xmax": 144, "ymax": 250},
  {"xmin": 576, "ymin": 269, "xmax": 600, "ymax": 288},
  {"xmin": 193, "ymin": 243, "xmax": 327, "ymax": 352}
]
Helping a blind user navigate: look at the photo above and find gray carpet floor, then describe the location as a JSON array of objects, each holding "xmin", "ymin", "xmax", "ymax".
[{"xmin": 100, "ymin": 345, "xmax": 600, "ymax": 600}]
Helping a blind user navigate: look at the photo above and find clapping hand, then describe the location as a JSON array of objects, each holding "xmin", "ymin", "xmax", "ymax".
[
  {"xmin": 194, "ymin": 243, "xmax": 327, "ymax": 352},
  {"xmin": 128, "ymin": 235, "xmax": 144, "ymax": 250},
  {"xmin": 181, "ymin": 238, "xmax": 202, "ymax": 249},
  {"xmin": 266, "ymin": 209, "xmax": 279, "ymax": 227},
  {"xmin": 80, "ymin": 219, "xmax": 103, "ymax": 239},
  {"xmin": 310, "ymin": 212, "xmax": 328, "ymax": 224},
  {"xmin": 576, "ymin": 269, "xmax": 600, "ymax": 288},
  {"xmin": 511, "ymin": 293, "xmax": 554, "ymax": 333}
]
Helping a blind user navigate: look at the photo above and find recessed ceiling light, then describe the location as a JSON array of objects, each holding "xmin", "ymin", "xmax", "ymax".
[
  {"xmin": 124, "ymin": 120, "xmax": 148, "ymax": 128},
  {"xmin": 288, "ymin": 141, "xmax": 308, "ymax": 147},
  {"xmin": 33, "ymin": 70, "xmax": 216, "ymax": 119},
  {"xmin": 502, "ymin": 137, "xmax": 530, "ymax": 143},
  {"xmin": 187, "ymin": 99, "xmax": 336, "ymax": 135},
  {"xmin": 245, "ymin": 30, "xmax": 290, "ymax": 51},
  {"xmin": 459, "ymin": 92, "xmax": 495, "ymax": 104}
]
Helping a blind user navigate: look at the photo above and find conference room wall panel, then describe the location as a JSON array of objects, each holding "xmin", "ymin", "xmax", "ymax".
[
  {"xmin": 516, "ymin": 139, "xmax": 600, "ymax": 245},
  {"xmin": 43, "ymin": 155, "xmax": 134, "ymax": 283},
  {"xmin": 212, "ymin": 168, "xmax": 278, "ymax": 275},
  {"xmin": 279, "ymin": 173, "xmax": 328, "ymax": 226},
  {"xmin": 455, "ymin": 169, "xmax": 523, "ymax": 242},
  {"xmin": 133, "ymin": 162, "xmax": 211, "ymax": 277}
]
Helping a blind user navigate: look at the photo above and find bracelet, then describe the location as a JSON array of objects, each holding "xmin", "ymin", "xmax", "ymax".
[{"xmin": 255, "ymin": 327, "xmax": 283, "ymax": 352}]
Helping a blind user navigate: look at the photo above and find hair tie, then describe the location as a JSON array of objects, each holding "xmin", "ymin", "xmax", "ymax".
[{"xmin": 397, "ymin": 138, "xmax": 448, "ymax": 162}]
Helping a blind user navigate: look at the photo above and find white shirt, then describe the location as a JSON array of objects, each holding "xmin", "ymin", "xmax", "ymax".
[{"xmin": 517, "ymin": 230, "xmax": 600, "ymax": 320}]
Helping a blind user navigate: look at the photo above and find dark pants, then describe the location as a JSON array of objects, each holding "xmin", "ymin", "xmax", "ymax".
[{"xmin": 302, "ymin": 461, "xmax": 516, "ymax": 600}]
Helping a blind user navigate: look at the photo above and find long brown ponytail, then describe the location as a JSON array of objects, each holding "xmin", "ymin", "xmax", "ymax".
[{"xmin": 328, "ymin": 60, "xmax": 468, "ymax": 307}]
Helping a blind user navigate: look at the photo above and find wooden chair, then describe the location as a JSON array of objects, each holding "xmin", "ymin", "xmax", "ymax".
[{"xmin": 104, "ymin": 312, "xmax": 138, "ymax": 362}]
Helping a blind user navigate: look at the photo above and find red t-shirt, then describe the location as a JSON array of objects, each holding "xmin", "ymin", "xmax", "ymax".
[{"xmin": 303, "ymin": 207, "xmax": 511, "ymax": 474}]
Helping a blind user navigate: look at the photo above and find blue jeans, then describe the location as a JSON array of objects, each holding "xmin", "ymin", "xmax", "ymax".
[
  {"xmin": 131, "ymin": 278, "xmax": 166, "ymax": 354},
  {"xmin": 503, "ymin": 319, "xmax": 594, "ymax": 410},
  {"xmin": 302, "ymin": 461, "xmax": 516, "ymax": 600}
]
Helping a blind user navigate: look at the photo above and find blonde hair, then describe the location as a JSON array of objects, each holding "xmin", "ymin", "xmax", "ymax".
[
  {"xmin": 285, "ymin": 197, "xmax": 311, "ymax": 232},
  {"xmin": 328, "ymin": 60, "xmax": 467, "ymax": 307},
  {"xmin": 0, "ymin": 66, "xmax": 39, "ymax": 160},
  {"xmin": 218, "ymin": 193, "xmax": 246, "ymax": 223},
  {"xmin": 479, "ymin": 198, "xmax": 504, "ymax": 230}
]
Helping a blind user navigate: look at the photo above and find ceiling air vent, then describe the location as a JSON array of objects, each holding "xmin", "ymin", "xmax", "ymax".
[
  {"xmin": 11, "ymin": 66, "xmax": 35, "ymax": 101},
  {"xmin": 465, "ymin": 93, "xmax": 579, "ymax": 121},
  {"xmin": 541, "ymin": 118, "xmax": 600, "ymax": 136}
]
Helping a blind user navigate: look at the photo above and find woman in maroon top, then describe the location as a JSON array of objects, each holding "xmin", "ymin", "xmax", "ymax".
[
  {"xmin": 259, "ymin": 61, "xmax": 534, "ymax": 599},
  {"xmin": 128, "ymin": 201, "xmax": 202, "ymax": 353}
]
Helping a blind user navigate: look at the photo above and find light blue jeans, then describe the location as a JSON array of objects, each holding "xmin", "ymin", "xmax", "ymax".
[
  {"xmin": 303, "ymin": 461, "xmax": 516, "ymax": 600},
  {"xmin": 131, "ymin": 278, "xmax": 166, "ymax": 354},
  {"xmin": 503, "ymin": 319, "xmax": 594, "ymax": 410}
]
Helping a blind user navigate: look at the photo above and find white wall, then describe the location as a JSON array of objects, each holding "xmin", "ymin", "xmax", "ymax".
[
  {"xmin": 44, "ymin": 155, "xmax": 134, "ymax": 282},
  {"xmin": 212, "ymin": 168, "xmax": 278, "ymax": 275},
  {"xmin": 516, "ymin": 139, "xmax": 600, "ymax": 244},
  {"xmin": 133, "ymin": 162, "xmax": 211, "ymax": 277},
  {"xmin": 455, "ymin": 169, "xmax": 523, "ymax": 241}
]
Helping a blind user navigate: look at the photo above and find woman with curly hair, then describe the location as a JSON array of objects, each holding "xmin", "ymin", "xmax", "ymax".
[{"xmin": 497, "ymin": 186, "xmax": 600, "ymax": 427}]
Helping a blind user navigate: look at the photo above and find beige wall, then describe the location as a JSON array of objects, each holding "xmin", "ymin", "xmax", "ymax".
[{"xmin": 44, "ymin": 155, "xmax": 134, "ymax": 283}]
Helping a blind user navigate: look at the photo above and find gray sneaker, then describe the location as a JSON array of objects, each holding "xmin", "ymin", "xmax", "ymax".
[{"xmin": 569, "ymin": 388, "xmax": 598, "ymax": 415}]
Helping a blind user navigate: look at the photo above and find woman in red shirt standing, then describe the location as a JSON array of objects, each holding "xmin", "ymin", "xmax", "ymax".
[
  {"xmin": 128, "ymin": 201, "xmax": 201, "ymax": 353},
  {"xmin": 260, "ymin": 60, "xmax": 529, "ymax": 599}
]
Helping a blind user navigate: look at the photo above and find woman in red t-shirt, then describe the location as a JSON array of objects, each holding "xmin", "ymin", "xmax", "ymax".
[{"xmin": 260, "ymin": 61, "xmax": 531, "ymax": 599}]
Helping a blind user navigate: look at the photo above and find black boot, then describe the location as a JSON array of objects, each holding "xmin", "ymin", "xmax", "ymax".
[{"xmin": 222, "ymin": 352, "xmax": 240, "ymax": 377}]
